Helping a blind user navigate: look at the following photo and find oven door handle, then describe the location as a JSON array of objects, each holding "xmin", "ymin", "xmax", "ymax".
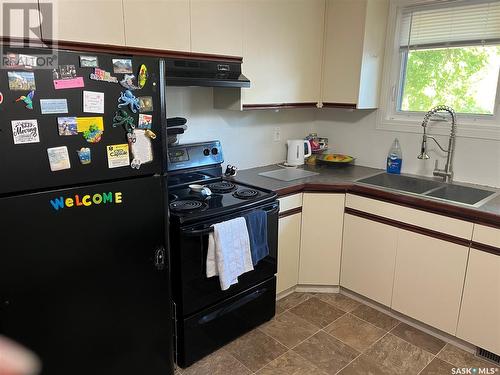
[{"xmin": 182, "ymin": 227, "xmax": 214, "ymax": 237}]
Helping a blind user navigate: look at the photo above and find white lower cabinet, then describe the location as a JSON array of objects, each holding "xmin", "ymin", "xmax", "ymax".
[
  {"xmin": 276, "ymin": 213, "xmax": 302, "ymax": 294},
  {"xmin": 341, "ymin": 214, "xmax": 398, "ymax": 306},
  {"xmin": 457, "ymin": 249, "xmax": 500, "ymax": 355},
  {"xmin": 298, "ymin": 193, "xmax": 345, "ymax": 285},
  {"xmin": 392, "ymin": 230, "xmax": 469, "ymax": 335}
]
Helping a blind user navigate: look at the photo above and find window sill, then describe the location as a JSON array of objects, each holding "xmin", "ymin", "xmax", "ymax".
[{"xmin": 377, "ymin": 115, "xmax": 500, "ymax": 141}]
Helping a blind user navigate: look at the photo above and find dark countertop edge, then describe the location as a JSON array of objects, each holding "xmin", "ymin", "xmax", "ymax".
[{"xmin": 275, "ymin": 182, "xmax": 500, "ymax": 229}]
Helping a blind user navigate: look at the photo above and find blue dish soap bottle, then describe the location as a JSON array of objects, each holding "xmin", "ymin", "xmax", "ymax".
[{"xmin": 387, "ymin": 138, "xmax": 402, "ymax": 174}]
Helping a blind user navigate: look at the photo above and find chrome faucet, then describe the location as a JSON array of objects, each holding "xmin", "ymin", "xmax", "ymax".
[{"xmin": 417, "ymin": 105, "xmax": 457, "ymax": 183}]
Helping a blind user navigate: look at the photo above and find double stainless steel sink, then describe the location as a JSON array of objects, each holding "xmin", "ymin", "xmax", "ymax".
[{"xmin": 357, "ymin": 173, "xmax": 497, "ymax": 207}]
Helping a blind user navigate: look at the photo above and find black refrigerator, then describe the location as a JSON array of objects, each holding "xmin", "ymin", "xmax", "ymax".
[{"xmin": 0, "ymin": 47, "xmax": 173, "ymax": 375}]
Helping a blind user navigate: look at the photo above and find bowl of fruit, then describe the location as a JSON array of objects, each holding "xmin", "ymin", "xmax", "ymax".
[{"xmin": 316, "ymin": 153, "xmax": 355, "ymax": 165}]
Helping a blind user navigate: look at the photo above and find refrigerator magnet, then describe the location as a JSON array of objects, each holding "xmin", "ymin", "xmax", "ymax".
[
  {"xmin": 76, "ymin": 117, "xmax": 104, "ymax": 143},
  {"xmin": 112, "ymin": 59, "xmax": 133, "ymax": 74},
  {"xmin": 138, "ymin": 64, "xmax": 148, "ymax": 89},
  {"xmin": 118, "ymin": 90, "xmax": 140, "ymax": 113},
  {"xmin": 47, "ymin": 146, "xmax": 71, "ymax": 172},
  {"xmin": 129, "ymin": 129, "xmax": 153, "ymax": 169},
  {"xmin": 119, "ymin": 74, "xmax": 140, "ymax": 90},
  {"xmin": 0, "ymin": 92, "xmax": 3, "ymax": 104},
  {"xmin": 83, "ymin": 91, "xmax": 105, "ymax": 114},
  {"xmin": 89, "ymin": 68, "xmax": 118, "ymax": 83},
  {"xmin": 40, "ymin": 98, "xmax": 68, "ymax": 114},
  {"xmin": 76, "ymin": 147, "xmax": 91, "ymax": 165},
  {"xmin": 11, "ymin": 119, "xmax": 39, "ymax": 144},
  {"xmin": 53, "ymin": 65, "xmax": 85, "ymax": 90},
  {"xmin": 138, "ymin": 96, "xmax": 153, "ymax": 113},
  {"xmin": 15, "ymin": 91, "xmax": 35, "ymax": 109},
  {"xmin": 112, "ymin": 109, "xmax": 135, "ymax": 133},
  {"xmin": 79, "ymin": 55, "xmax": 98, "ymax": 68},
  {"xmin": 137, "ymin": 114, "xmax": 152, "ymax": 129},
  {"xmin": 57, "ymin": 117, "xmax": 78, "ymax": 136},
  {"xmin": 106, "ymin": 144, "xmax": 130, "ymax": 169},
  {"xmin": 8, "ymin": 71, "xmax": 36, "ymax": 91}
]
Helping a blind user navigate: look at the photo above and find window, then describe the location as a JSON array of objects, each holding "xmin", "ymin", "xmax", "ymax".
[
  {"xmin": 379, "ymin": 0, "xmax": 500, "ymax": 139},
  {"xmin": 397, "ymin": 1, "xmax": 500, "ymax": 115}
]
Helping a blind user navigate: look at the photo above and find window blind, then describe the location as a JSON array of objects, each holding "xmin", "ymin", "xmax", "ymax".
[{"xmin": 400, "ymin": 0, "xmax": 500, "ymax": 50}]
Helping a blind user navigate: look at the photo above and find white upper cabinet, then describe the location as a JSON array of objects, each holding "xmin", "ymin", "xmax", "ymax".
[
  {"xmin": 321, "ymin": 0, "xmax": 388, "ymax": 108},
  {"xmin": 40, "ymin": 0, "xmax": 125, "ymax": 45},
  {"xmin": 191, "ymin": 0, "xmax": 243, "ymax": 56},
  {"xmin": 0, "ymin": 0, "xmax": 40, "ymax": 39},
  {"xmin": 123, "ymin": 0, "xmax": 191, "ymax": 52},
  {"xmin": 241, "ymin": 0, "xmax": 325, "ymax": 106}
]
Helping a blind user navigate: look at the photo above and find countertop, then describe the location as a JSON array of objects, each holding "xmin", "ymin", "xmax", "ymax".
[{"xmin": 233, "ymin": 164, "xmax": 500, "ymax": 227}]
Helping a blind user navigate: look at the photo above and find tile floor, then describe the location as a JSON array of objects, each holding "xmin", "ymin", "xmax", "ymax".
[{"xmin": 176, "ymin": 292, "xmax": 498, "ymax": 375}]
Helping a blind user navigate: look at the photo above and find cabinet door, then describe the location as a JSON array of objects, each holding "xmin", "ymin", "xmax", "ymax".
[
  {"xmin": 299, "ymin": 193, "xmax": 344, "ymax": 285},
  {"xmin": 0, "ymin": 0, "xmax": 40, "ymax": 39},
  {"xmin": 321, "ymin": 0, "xmax": 366, "ymax": 105},
  {"xmin": 123, "ymin": 0, "xmax": 190, "ymax": 51},
  {"xmin": 40, "ymin": 0, "xmax": 125, "ymax": 45},
  {"xmin": 241, "ymin": 0, "xmax": 324, "ymax": 105},
  {"xmin": 392, "ymin": 230, "xmax": 469, "ymax": 335},
  {"xmin": 191, "ymin": 0, "xmax": 243, "ymax": 56},
  {"xmin": 341, "ymin": 214, "xmax": 398, "ymax": 306},
  {"xmin": 457, "ymin": 249, "xmax": 500, "ymax": 355},
  {"xmin": 277, "ymin": 213, "xmax": 302, "ymax": 294}
]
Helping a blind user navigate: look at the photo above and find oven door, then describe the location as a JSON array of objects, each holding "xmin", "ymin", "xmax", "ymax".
[{"xmin": 171, "ymin": 201, "xmax": 278, "ymax": 317}]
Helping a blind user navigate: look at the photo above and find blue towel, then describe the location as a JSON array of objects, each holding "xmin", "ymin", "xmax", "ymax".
[{"xmin": 244, "ymin": 210, "xmax": 269, "ymax": 266}]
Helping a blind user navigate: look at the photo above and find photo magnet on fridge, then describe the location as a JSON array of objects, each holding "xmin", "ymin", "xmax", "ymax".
[
  {"xmin": 79, "ymin": 55, "xmax": 98, "ymax": 68},
  {"xmin": 53, "ymin": 65, "xmax": 85, "ymax": 89},
  {"xmin": 47, "ymin": 146, "xmax": 71, "ymax": 171},
  {"xmin": 89, "ymin": 68, "xmax": 118, "ymax": 83},
  {"xmin": 138, "ymin": 96, "xmax": 153, "ymax": 112},
  {"xmin": 8, "ymin": 71, "xmax": 36, "ymax": 90},
  {"xmin": 57, "ymin": 117, "xmax": 78, "ymax": 136},
  {"xmin": 11, "ymin": 119, "xmax": 40, "ymax": 144},
  {"xmin": 112, "ymin": 59, "xmax": 133, "ymax": 74},
  {"xmin": 138, "ymin": 114, "xmax": 152, "ymax": 129}
]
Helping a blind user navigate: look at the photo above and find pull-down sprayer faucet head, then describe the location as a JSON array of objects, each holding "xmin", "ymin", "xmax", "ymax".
[{"xmin": 417, "ymin": 134, "xmax": 430, "ymax": 159}]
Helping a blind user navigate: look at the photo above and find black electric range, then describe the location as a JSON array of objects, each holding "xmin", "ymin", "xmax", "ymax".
[{"xmin": 166, "ymin": 141, "xmax": 279, "ymax": 368}]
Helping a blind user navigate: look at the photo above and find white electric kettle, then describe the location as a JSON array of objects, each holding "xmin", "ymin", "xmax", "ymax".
[{"xmin": 286, "ymin": 139, "xmax": 312, "ymax": 166}]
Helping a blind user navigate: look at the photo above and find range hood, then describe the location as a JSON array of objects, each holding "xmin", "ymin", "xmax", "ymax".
[{"xmin": 165, "ymin": 58, "xmax": 250, "ymax": 88}]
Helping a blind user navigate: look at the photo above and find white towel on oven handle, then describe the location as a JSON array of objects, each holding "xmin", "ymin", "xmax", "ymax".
[{"xmin": 206, "ymin": 217, "xmax": 254, "ymax": 291}]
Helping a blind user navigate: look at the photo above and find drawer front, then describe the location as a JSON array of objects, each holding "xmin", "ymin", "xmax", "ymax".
[
  {"xmin": 473, "ymin": 224, "xmax": 500, "ymax": 249},
  {"xmin": 278, "ymin": 193, "xmax": 303, "ymax": 213},
  {"xmin": 346, "ymin": 194, "xmax": 473, "ymax": 239}
]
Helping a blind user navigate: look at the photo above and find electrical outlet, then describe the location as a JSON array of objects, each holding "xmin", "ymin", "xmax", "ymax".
[{"xmin": 273, "ymin": 127, "xmax": 281, "ymax": 142}]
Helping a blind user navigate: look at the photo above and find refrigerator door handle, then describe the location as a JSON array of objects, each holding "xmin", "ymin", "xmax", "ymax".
[{"xmin": 154, "ymin": 247, "xmax": 166, "ymax": 271}]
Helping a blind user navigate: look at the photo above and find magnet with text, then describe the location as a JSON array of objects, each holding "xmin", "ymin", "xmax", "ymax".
[
  {"xmin": 90, "ymin": 68, "xmax": 118, "ymax": 83},
  {"xmin": 118, "ymin": 90, "xmax": 140, "ymax": 113},
  {"xmin": 129, "ymin": 129, "xmax": 153, "ymax": 168},
  {"xmin": 47, "ymin": 146, "xmax": 71, "ymax": 172},
  {"xmin": 40, "ymin": 98, "xmax": 68, "ymax": 114},
  {"xmin": 11, "ymin": 119, "xmax": 39, "ymax": 144},
  {"xmin": 138, "ymin": 96, "xmax": 153, "ymax": 112},
  {"xmin": 138, "ymin": 64, "xmax": 148, "ymax": 89},
  {"xmin": 15, "ymin": 90, "xmax": 35, "ymax": 110},
  {"xmin": 53, "ymin": 65, "xmax": 84, "ymax": 89},
  {"xmin": 106, "ymin": 144, "xmax": 130, "ymax": 169},
  {"xmin": 113, "ymin": 109, "xmax": 135, "ymax": 133},
  {"xmin": 120, "ymin": 74, "xmax": 140, "ymax": 90},
  {"xmin": 77, "ymin": 147, "xmax": 92, "ymax": 165}
]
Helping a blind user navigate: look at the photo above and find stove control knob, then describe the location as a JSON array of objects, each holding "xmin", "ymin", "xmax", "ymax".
[
  {"xmin": 211, "ymin": 148, "xmax": 219, "ymax": 155},
  {"xmin": 203, "ymin": 148, "xmax": 210, "ymax": 156}
]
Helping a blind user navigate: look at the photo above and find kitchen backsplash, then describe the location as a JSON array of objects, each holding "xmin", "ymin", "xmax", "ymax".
[{"xmin": 166, "ymin": 87, "xmax": 315, "ymax": 169}]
